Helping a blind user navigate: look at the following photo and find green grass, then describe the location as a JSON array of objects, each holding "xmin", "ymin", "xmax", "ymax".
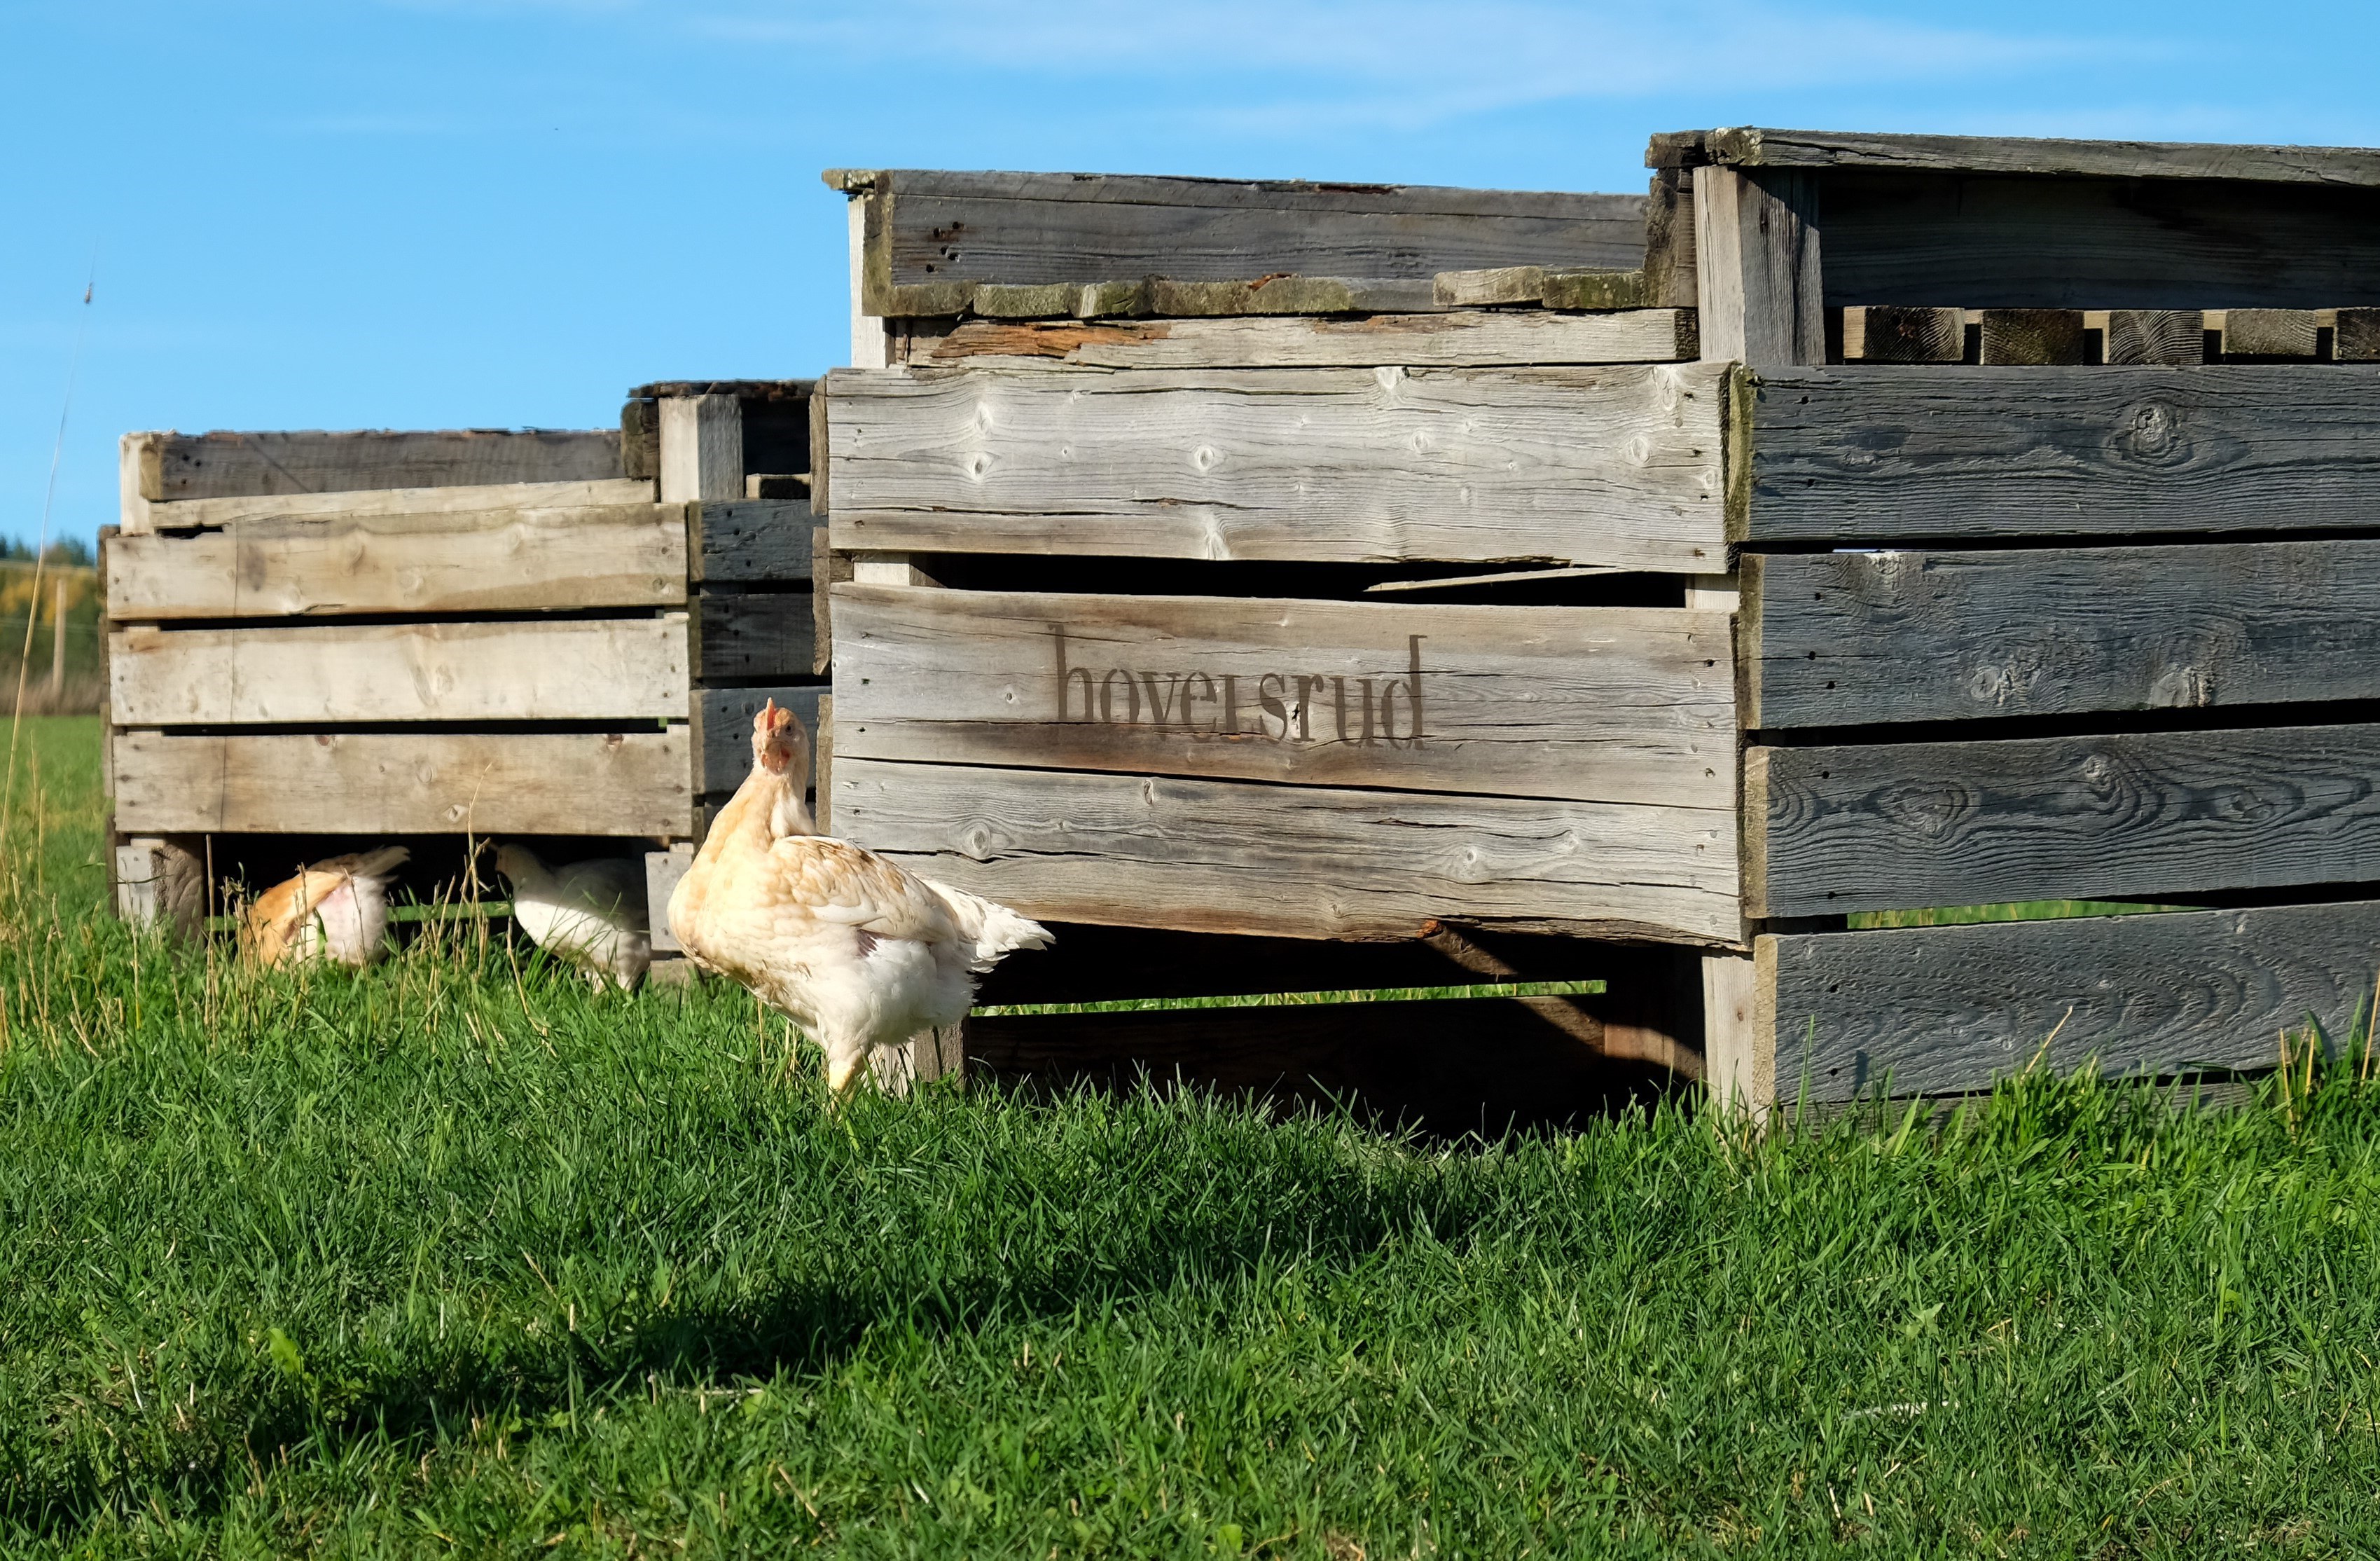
[{"xmin": 6, "ymin": 717, "xmax": 2380, "ymax": 1557}]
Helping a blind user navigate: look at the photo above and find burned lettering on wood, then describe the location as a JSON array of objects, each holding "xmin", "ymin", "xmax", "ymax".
[{"xmin": 1051, "ymin": 627, "xmax": 1427, "ymax": 747}]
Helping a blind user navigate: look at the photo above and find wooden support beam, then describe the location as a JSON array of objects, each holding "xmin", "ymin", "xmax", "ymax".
[
  {"xmin": 923, "ymin": 309, "xmax": 1696, "ymax": 369},
  {"xmin": 659, "ymin": 394, "xmax": 743, "ymax": 503},
  {"xmin": 130, "ymin": 429, "xmax": 624, "ymax": 504},
  {"xmin": 2339, "ymin": 308, "xmax": 2380, "ymax": 362},
  {"xmin": 1691, "ymin": 166, "xmax": 1824, "ymax": 366},
  {"xmin": 2222, "ymin": 308, "xmax": 2321, "ymax": 358},
  {"xmin": 644, "ymin": 843, "xmax": 695, "ymax": 952},
  {"xmin": 1979, "ymin": 308, "xmax": 2087, "ymax": 364},
  {"xmin": 686, "ymin": 500, "xmax": 815, "ymax": 584},
  {"xmin": 2103, "ymin": 310, "xmax": 2205, "ymax": 366},
  {"xmin": 1843, "ymin": 305, "xmax": 1963, "ymax": 362},
  {"xmin": 1703, "ymin": 952, "xmax": 1765, "ymax": 1121}
]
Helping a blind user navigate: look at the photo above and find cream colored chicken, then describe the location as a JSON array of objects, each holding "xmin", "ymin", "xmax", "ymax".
[
  {"xmin": 668, "ymin": 701, "xmax": 1051, "ymax": 1096},
  {"xmin": 240, "ymin": 847, "xmax": 410, "ymax": 969}
]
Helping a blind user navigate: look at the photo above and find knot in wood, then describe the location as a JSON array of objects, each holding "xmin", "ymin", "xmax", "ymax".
[{"xmin": 2115, "ymin": 399, "xmax": 2189, "ymax": 465}]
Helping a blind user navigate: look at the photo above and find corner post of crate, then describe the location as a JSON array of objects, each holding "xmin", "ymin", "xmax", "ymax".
[
  {"xmin": 659, "ymin": 394, "xmax": 743, "ymax": 503},
  {"xmin": 1692, "ymin": 165, "xmax": 1825, "ymax": 368},
  {"xmin": 1701, "ymin": 949, "xmax": 1769, "ymax": 1126},
  {"xmin": 643, "ymin": 843, "xmax": 696, "ymax": 983}
]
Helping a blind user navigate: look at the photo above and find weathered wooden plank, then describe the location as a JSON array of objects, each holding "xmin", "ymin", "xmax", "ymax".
[
  {"xmin": 104, "ymin": 504, "xmax": 686, "ymax": 620},
  {"xmin": 1845, "ymin": 305, "xmax": 1962, "ymax": 363},
  {"xmin": 832, "ymin": 759, "xmax": 1739, "ymax": 945},
  {"xmin": 1643, "ymin": 167, "xmax": 1698, "ymax": 310},
  {"xmin": 812, "ymin": 528, "xmax": 845, "ymax": 675},
  {"xmin": 2222, "ymin": 308, "xmax": 2321, "ymax": 358},
  {"xmin": 1763, "ymin": 902, "xmax": 2380, "ymax": 1102},
  {"xmin": 1813, "ymin": 171, "xmax": 2380, "ymax": 309},
  {"xmin": 1979, "ymin": 308, "xmax": 2087, "ymax": 364},
  {"xmin": 830, "ymin": 167, "xmax": 1649, "ymax": 319},
  {"xmin": 686, "ymin": 500, "xmax": 815, "ymax": 584},
  {"xmin": 2104, "ymin": 310, "xmax": 2205, "ymax": 366},
  {"xmin": 1746, "ymin": 723, "xmax": 2380, "ymax": 919},
  {"xmin": 824, "ymin": 363, "xmax": 1728, "ymax": 572},
  {"xmin": 831, "ymin": 585, "xmax": 1733, "ymax": 808},
  {"xmin": 113, "ymin": 729, "xmax": 692, "ymax": 837},
  {"xmin": 692, "ymin": 589, "xmax": 817, "ymax": 682},
  {"xmin": 1651, "ymin": 127, "xmax": 2380, "ymax": 188},
  {"xmin": 110, "ymin": 617, "xmax": 689, "ymax": 726},
  {"xmin": 2339, "ymin": 309, "xmax": 2380, "ymax": 362},
  {"xmin": 1736, "ymin": 367, "xmax": 2380, "ymax": 544},
  {"xmin": 693, "ymin": 684, "xmax": 826, "ymax": 797},
  {"xmin": 148, "ymin": 479, "xmax": 657, "ymax": 533},
  {"xmin": 140, "ymin": 429, "xmax": 622, "ymax": 502},
  {"xmin": 1539, "ymin": 270, "xmax": 1653, "ymax": 311},
  {"xmin": 659, "ymin": 394, "xmax": 742, "ymax": 504},
  {"xmin": 922, "ymin": 309, "xmax": 1694, "ymax": 368},
  {"xmin": 1433, "ymin": 266, "xmax": 1542, "ymax": 306},
  {"xmin": 1693, "ymin": 167, "xmax": 1824, "ymax": 367},
  {"xmin": 1743, "ymin": 539, "xmax": 2380, "ymax": 729}
]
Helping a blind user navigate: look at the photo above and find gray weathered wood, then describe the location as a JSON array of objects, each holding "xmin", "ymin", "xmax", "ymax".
[
  {"xmin": 2339, "ymin": 309, "xmax": 2380, "ymax": 362},
  {"xmin": 1736, "ymin": 366, "xmax": 2380, "ymax": 544},
  {"xmin": 831, "ymin": 584, "xmax": 1733, "ymax": 808},
  {"xmin": 134, "ymin": 428, "xmax": 623, "ymax": 503},
  {"xmin": 686, "ymin": 500, "xmax": 815, "ymax": 583},
  {"xmin": 1703, "ymin": 952, "xmax": 1766, "ymax": 1120},
  {"xmin": 1644, "ymin": 167, "xmax": 1698, "ymax": 309},
  {"xmin": 831, "ymin": 757, "xmax": 1741, "ymax": 944},
  {"xmin": 824, "ymin": 362, "xmax": 1728, "ymax": 573},
  {"xmin": 645, "ymin": 844, "xmax": 695, "ymax": 951},
  {"xmin": 660, "ymin": 394, "xmax": 742, "ymax": 504},
  {"xmin": 1743, "ymin": 539, "xmax": 2380, "ymax": 729},
  {"xmin": 113, "ymin": 729, "xmax": 692, "ymax": 837},
  {"xmin": 1979, "ymin": 308, "xmax": 2087, "ymax": 364},
  {"xmin": 1763, "ymin": 901, "xmax": 2380, "ymax": 1102},
  {"xmin": 923, "ymin": 309, "xmax": 1695, "ymax": 369},
  {"xmin": 1812, "ymin": 171, "xmax": 2380, "ymax": 310},
  {"xmin": 104, "ymin": 503, "xmax": 686, "ymax": 620},
  {"xmin": 692, "ymin": 590, "xmax": 817, "ymax": 682},
  {"xmin": 1434, "ymin": 266, "xmax": 1543, "ymax": 306},
  {"xmin": 1845, "ymin": 305, "xmax": 1962, "ymax": 362},
  {"xmin": 2104, "ymin": 310, "xmax": 2205, "ymax": 365},
  {"xmin": 2222, "ymin": 308, "xmax": 2320, "ymax": 357},
  {"xmin": 812, "ymin": 528, "xmax": 845, "ymax": 675},
  {"xmin": 146, "ymin": 479, "xmax": 657, "ymax": 533},
  {"xmin": 1540, "ymin": 270, "xmax": 1653, "ymax": 311},
  {"xmin": 829, "ymin": 167, "xmax": 1648, "ymax": 319},
  {"xmin": 694, "ymin": 685, "xmax": 826, "ymax": 797},
  {"xmin": 1693, "ymin": 166, "xmax": 1824, "ymax": 366},
  {"xmin": 1650, "ymin": 127, "xmax": 2380, "ymax": 187},
  {"xmin": 110, "ymin": 617, "xmax": 689, "ymax": 726},
  {"xmin": 1745, "ymin": 723, "xmax": 2380, "ymax": 919}
]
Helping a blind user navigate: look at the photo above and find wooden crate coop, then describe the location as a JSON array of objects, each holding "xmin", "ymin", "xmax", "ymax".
[
  {"xmin": 815, "ymin": 135, "xmax": 2380, "ymax": 1114},
  {"xmin": 104, "ymin": 383, "xmax": 824, "ymax": 938}
]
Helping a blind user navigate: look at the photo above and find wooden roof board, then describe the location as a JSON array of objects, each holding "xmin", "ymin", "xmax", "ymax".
[{"xmin": 1648, "ymin": 128, "xmax": 2380, "ymax": 187}]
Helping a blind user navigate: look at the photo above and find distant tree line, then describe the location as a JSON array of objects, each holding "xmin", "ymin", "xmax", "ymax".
[{"xmin": 0, "ymin": 537, "xmax": 95, "ymax": 568}]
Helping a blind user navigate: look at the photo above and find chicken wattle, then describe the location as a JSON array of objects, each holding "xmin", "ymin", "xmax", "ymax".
[{"xmin": 667, "ymin": 699, "xmax": 1051, "ymax": 1096}]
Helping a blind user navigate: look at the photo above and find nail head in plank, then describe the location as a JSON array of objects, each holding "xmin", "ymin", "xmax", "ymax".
[
  {"xmin": 831, "ymin": 757, "xmax": 1741, "ymax": 946},
  {"xmin": 113, "ymin": 729, "xmax": 694, "ymax": 837},
  {"xmin": 1743, "ymin": 539, "xmax": 2380, "ymax": 729},
  {"xmin": 1764, "ymin": 901, "xmax": 2380, "ymax": 1102},
  {"xmin": 1748, "ymin": 723, "xmax": 2380, "ymax": 919}
]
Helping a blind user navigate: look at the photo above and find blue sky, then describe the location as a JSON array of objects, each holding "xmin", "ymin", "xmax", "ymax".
[{"xmin": 8, "ymin": 0, "xmax": 2380, "ymax": 551}]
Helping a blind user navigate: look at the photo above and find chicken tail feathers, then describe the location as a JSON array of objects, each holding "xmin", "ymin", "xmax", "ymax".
[
  {"xmin": 919, "ymin": 876, "xmax": 1052, "ymax": 970},
  {"xmin": 339, "ymin": 846, "xmax": 411, "ymax": 885}
]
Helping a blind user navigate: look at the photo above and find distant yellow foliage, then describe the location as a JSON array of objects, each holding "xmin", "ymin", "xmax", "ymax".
[{"xmin": 0, "ymin": 565, "xmax": 95, "ymax": 621}]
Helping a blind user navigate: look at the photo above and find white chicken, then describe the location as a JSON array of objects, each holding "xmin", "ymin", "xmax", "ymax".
[
  {"xmin": 494, "ymin": 844, "xmax": 651, "ymax": 991},
  {"xmin": 240, "ymin": 847, "xmax": 410, "ymax": 969},
  {"xmin": 668, "ymin": 700, "xmax": 1051, "ymax": 1097}
]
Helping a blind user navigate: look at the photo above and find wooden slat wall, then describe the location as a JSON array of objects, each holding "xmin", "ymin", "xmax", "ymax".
[
  {"xmin": 824, "ymin": 362, "xmax": 1730, "ymax": 572},
  {"xmin": 829, "ymin": 757, "xmax": 1741, "ymax": 945},
  {"xmin": 919, "ymin": 310, "xmax": 1697, "ymax": 369},
  {"xmin": 131, "ymin": 429, "xmax": 625, "ymax": 502},
  {"xmin": 836, "ymin": 167, "xmax": 1648, "ymax": 319},
  {"xmin": 831, "ymin": 586, "xmax": 1734, "ymax": 808},
  {"xmin": 113, "ymin": 730, "xmax": 693, "ymax": 837}
]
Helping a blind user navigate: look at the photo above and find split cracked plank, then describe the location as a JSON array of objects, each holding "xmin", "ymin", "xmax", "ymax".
[
  {"xmin": 1762, "ymin": 900, "xmax": 2380, "ymax": 1102},
  {"xmin": 1734, "ymin": 366, "xmax": 2380, "ymax": 544},
  {"xmin": 1741, "ymin": 539, "xmax": 2380, "ymax": 729},
  {"xmin": 112, "ymin": 729, "xmax": 692, "ymax": 837},
  {"xmin": 109, "ymin": 617, "xmax": 689, "ymax": 725},
  {"xmin": 102, "ymin": 504, "xmax": 687, "ymax": 619},
  {"xmin": 922, "ymin": 310, "xmax": 1696, "ymax": 369},
  {"xmin": 1745, "ymin": 722, "xmax": 2380, "ymax": 919},
  {"xmin": 829, "ymin": 757, "xmax": 1741, "ymax": 945},
  {"xmin": 831, "ymin": 584, "xmax": 1734, "ymax": 807},
  {"xmin": 824, "ymin": 362, "xmax": 1729, "ymax": 572}
]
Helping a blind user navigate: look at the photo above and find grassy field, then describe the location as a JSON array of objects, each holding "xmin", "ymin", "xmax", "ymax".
[{"xmin": 4, "ymin": 716, "xmax": 2379, "ymax": 1557}]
